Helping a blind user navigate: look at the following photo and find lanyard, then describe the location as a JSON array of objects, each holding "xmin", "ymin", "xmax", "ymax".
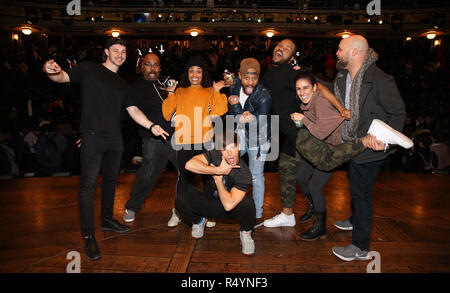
[{"xmin": 152, "ymin": 81, "xmax": 165, "ymax": 102}]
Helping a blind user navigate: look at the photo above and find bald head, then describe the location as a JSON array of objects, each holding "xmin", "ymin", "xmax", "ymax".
[
  {"xmin": 336, "ymin": 35, "xmax": 369, "ymax": 71},
  {"xmin": 346, "ymin": 35, "xmax": 369, "ymax": 55},
  {"xmin": 142, "ymin": 53, "xmax": 161, "ymax": 81}
]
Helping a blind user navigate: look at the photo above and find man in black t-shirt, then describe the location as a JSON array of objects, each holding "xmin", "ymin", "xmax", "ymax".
[
  {"xmin": 122, "ymin": 53, "xmax": 178, "ymax": 225},
  {"xmin": 262, "ymin": 39, "xmax": 348, "ymax": 228},
  {"xmin": 175, "ymin": 131, "xmax": 256, "ymax": 255},
  {"xmin": 43, "ymin": 38, "xmax": 168, "ymax": 261}
]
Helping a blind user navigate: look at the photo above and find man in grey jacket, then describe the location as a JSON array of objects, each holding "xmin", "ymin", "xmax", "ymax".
[{"xmin": 327, "ymin": 35, "xmax": 407, "ymax": 261}]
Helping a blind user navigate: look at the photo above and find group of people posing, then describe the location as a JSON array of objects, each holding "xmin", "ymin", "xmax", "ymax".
[{"xmin": 43, "ymin": 35, "xmax": 412, "ymax": 263}]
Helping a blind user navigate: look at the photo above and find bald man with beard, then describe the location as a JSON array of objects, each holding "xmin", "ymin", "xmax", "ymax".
[
  {"xmin": 122, "ymin": 53, "xmax": 178, "ymax": 225},
  {"xmin": 321, "ymin": 35, "xmax": 406, "ymax": 261}
]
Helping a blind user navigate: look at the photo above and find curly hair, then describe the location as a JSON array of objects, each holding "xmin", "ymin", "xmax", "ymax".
[{"xmin": 179, "ymin": 54, "xmax": 213, "ymax": 88}]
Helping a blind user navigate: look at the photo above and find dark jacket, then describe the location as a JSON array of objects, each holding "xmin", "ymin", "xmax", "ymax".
[
  {"xmin": 321, "ymin": 64, "xmax": 406, "ymax": 164},
  {"xmin": 227, "ymin": 78, "xmax": 272, "ymax": 148}
]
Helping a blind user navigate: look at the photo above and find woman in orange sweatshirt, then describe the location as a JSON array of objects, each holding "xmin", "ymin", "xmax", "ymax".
[{"xmin": 162, "ymin": 54, "xmax": 228, "ymax": 198}]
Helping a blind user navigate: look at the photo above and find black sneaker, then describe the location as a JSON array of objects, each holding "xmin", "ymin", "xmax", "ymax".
[
  {"xmin": 84, "ymin": 235, "xmax": 101, "ymax": 261},
  {"xmin": 101, "ymin": 217, "xmax": 131, "ymax": 233}
]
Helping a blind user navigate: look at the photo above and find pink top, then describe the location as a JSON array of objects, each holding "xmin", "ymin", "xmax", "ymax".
[{"xmin": 300, "ymin": 90, "xmax": 345, "ymax": 149}]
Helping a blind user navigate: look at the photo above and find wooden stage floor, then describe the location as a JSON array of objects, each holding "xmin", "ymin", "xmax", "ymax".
[{"xmin": 0, "ymin": 171, "xmax": 449, "ymax": 274}]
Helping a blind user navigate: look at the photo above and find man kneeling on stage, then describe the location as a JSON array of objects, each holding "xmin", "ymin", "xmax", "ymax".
[{"xmin": 175, "ymin": 130, "xmax": 256, "ymax": 255}]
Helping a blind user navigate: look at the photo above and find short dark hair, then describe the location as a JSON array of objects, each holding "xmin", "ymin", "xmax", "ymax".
[
  {"xmin": 216, "ymin": 128, "xmax": 240, "ymax": 150},
  {"xmin": 180, "ymin": 54, "xmax": 212, "ymax": 88},
  {"xmin": 105, "ymin": 37, "xmax": 127, "ymax": 49},
  {"xmin": 294, "ymin": 70, "xmax": 317, "ymax": 86},
  {"xmin": 284, "ymin": 38, "xmax": 298, "ymax": 59}
]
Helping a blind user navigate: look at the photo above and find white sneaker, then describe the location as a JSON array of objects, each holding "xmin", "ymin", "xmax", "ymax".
[
  {"xmin": 131, "ymin": 156, "xmax": 143, "ymax": 165},
  {"xmin": 240, "ymin": 230, "xmax": 255, "ymax": 255},
  {"xmin": 367, "ymin": 119, "xmax": 413, "ymax": 149},
  {"xmin": 123, "ymin": 209, "xmax": 135, "ymax": 223},
  {"xmin": 192, "ymin": 218, "xmax": 207, "ymax": 239},
  {"xmin": 167, "ymin": 208, "xmax": 181, "ymax": 227},
  {"xmin": 263, "ymin": 212, "xmax": 296, "ymax": 227},
  {"xmin": 206, "ymin": 220, "xmax": 216, "ymax": 228}
]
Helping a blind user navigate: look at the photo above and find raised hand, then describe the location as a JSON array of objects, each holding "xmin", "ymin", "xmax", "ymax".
[
  {"xmin": 213, "ymin": 80, "xmax": 225, "ymax": 92},
  {"xmin": 228, "ymin": 95, "xmax": 239, "ymax": 105},
  {"xmin": 215, "ymin": 158, "xmax": 240, "ymax": 175},
  {"xmin": 161, "ymin": 80, "xmax": 177, "ymax": 93},
  {"xmin": 43, "ymin": 60, "xmax": 62, "ymax": 75},
  {"xmin": 223, "ymin": 72, "xmax": 234, "ymax": 87}
]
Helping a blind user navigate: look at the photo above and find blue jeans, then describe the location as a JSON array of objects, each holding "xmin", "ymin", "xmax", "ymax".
[
  {"xmin": 238, "ymin": 136, "xmax": 270, "ymax": 219},
  {"xmin": 348, "ymin": 158, "xmax": 385, "ymax": 251}
]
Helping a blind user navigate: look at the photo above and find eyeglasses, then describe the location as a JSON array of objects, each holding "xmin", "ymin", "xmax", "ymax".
[{"xmin": 143, "ymin": 63, "xmax": 161, "ymax": 68}]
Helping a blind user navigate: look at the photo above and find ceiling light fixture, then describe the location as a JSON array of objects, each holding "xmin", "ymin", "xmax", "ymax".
[
  {"xmin": 111, "ymin": 30, "xmax": 120, "ymax": 37},
  {"xmin": 21, "ymin": 27, "xmax": 32, "ymax": 35},
  {"xmin": 426, "ymin": 31, "xmax": 436, "ymax": 39}
]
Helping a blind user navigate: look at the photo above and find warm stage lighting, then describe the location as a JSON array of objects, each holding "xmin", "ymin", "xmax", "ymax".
[
  {"xmin": 427, "ymin": 32, "xmax": 436, "ymax": 39},
  {"xmin": 184, "ymin": 28, "xmax": 204, "ymax": 37},
  {"xmin": 336, "ymin": 31, "xmax": 353, "ymax": 39},
  {"xmin": 111, "ymin": 30, "xmax": 120, "ymax": 37},
  {"xmin": 21, "ymin": 27, "xmax": 32, "ymax": 35}
]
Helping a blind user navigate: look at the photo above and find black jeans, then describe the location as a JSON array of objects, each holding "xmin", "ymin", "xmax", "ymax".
[
  {"xmin": 295, "ymin": 159, "xmax": 333, "ymax": 213},
  {"xmin": 125, "ymin": 137, "xmax": 177, "ymax": 212},
  {"xmin": 175, "ymin": 190, "xmax": 256, "ymax": 231},
  {"xmin": 78, "ymin": 132, "xmax": 123, "ymax": 237},
  {"xmin": 348, "ymin": 158, "xmax": 385, "ymax": 251}
]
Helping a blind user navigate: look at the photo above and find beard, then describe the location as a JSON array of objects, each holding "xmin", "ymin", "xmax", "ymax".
[
  {"xmin": 336, "ymin": 59, "xmax": 348, "ymax": 71},
  {"xmin": 145, "ymin": 71, "xmax": 158, "ymax": 81},
  {"xmin": 336, "ymin": 51, "xmax": 350, "ymax": 71},
  {"xmin": 272, "ymin": 50, "xmax": 290, "ymax": 65}
]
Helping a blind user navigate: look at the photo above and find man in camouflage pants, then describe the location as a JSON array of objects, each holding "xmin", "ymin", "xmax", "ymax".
[{"xmin": 262, "ymin": 39, "xmax": 353, "ymax": 228}]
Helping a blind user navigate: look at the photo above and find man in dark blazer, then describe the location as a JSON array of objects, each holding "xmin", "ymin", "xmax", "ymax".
[{"xmin": 324, "ymin": 35, "xmax": 406, "ymax": 261}]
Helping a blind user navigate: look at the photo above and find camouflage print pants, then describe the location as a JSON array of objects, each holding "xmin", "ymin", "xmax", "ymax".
[
  {"xmin": 296, "ymin": 128, "xmax": 365, "ymax": 172},
  {"xmin": 279, "ymin": 151, "xmax": 303, "ymax": 209},
  {"xmin": 279, "ymin": 128, "xmax": 366, "ymax": 209}
]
